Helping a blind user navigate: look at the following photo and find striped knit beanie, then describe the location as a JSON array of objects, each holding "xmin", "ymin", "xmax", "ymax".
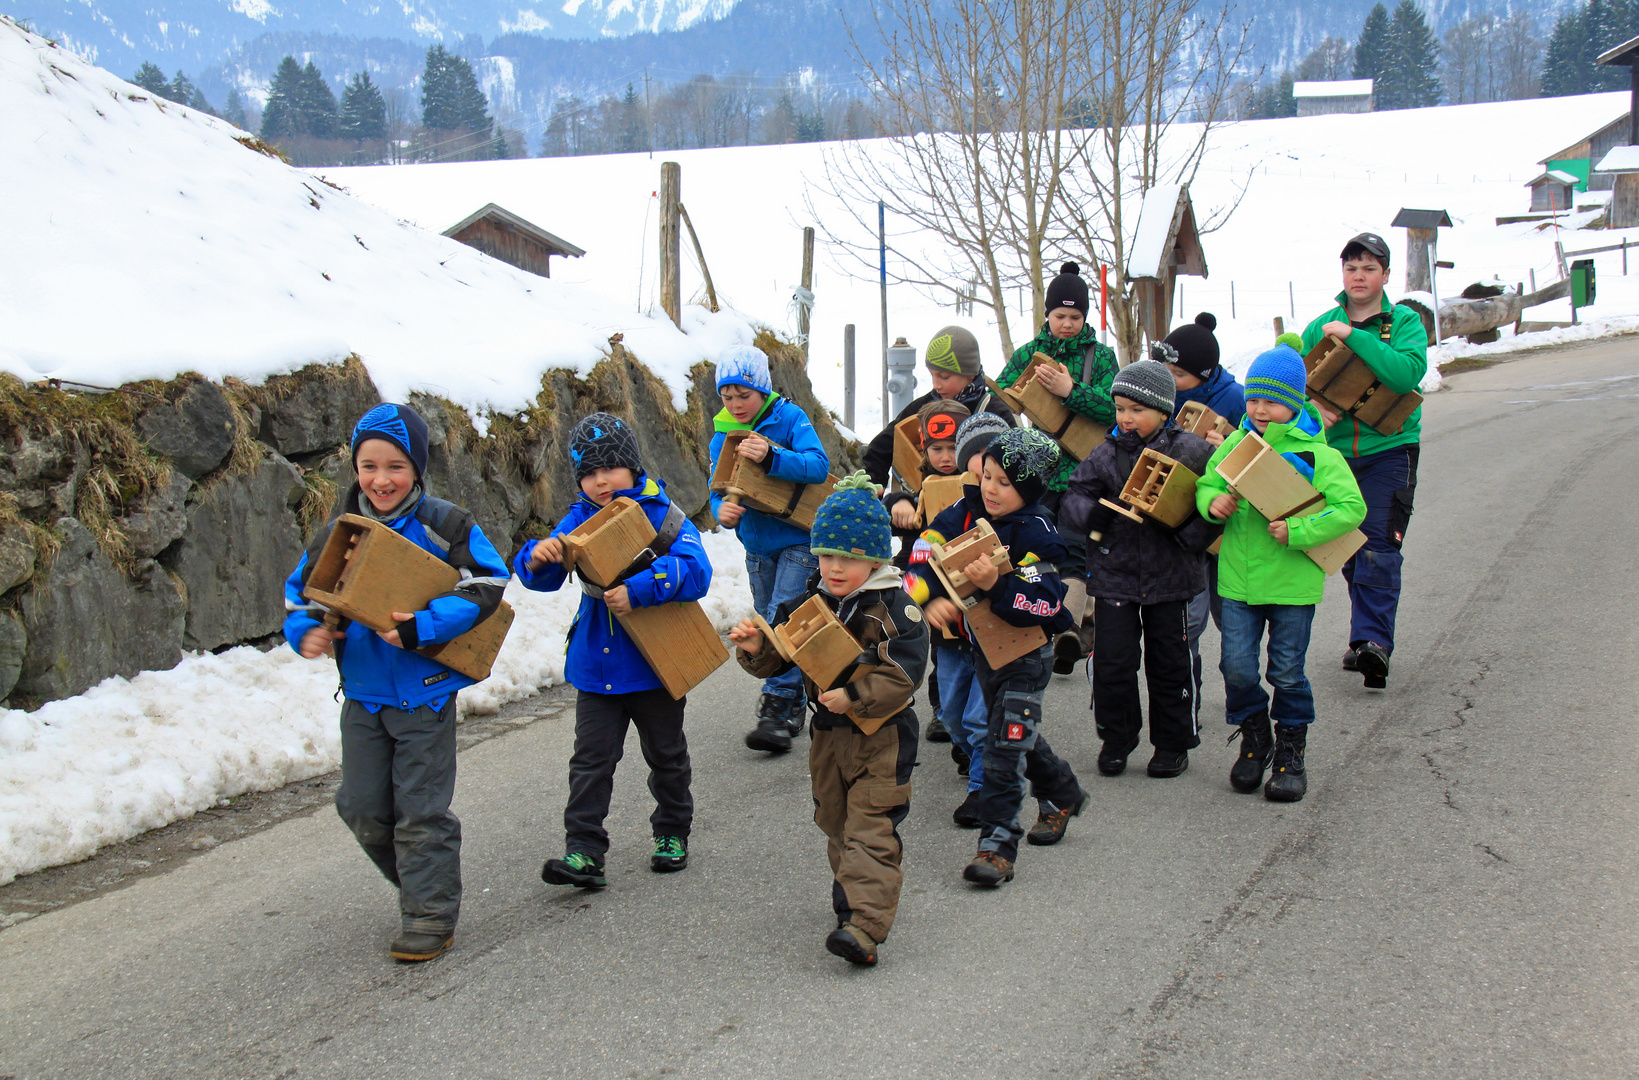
[{"xmin": 1243, "ymin": 344, "xmax": 1309, "ymax": 415}]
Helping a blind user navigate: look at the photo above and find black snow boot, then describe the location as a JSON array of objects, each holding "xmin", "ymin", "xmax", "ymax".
[
  {"xmin": 745, "ymin": 694, "xmax": 795, "ymax": 753},
  {"xmin": 1228, "ymin": 713, "xmax": 1273, "ymax": 794},
  {"xmin": 1264, "ymin": 723, "xmax": 1309, "ymax": 802},
  {"xmin": 926, "ymin": 715, "xmax": 952, "ymax": 742},
  {"xmin": 1355, "ymin": 642, "xmax": 1389, "ymax": 690},
  {"xmin": 950, "ymin": 741, "xmax": 972, "ymax": 775}
]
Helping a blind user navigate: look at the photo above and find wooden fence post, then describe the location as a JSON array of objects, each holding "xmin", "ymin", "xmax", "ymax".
[
  {"xmin": 800, "ymin": 226, "xmax": 815, "ymax": 362},
  {"xmin": 659, "ymin": 161, "xmax": 681, "ymax": 327},
  {"xmin": 843, "ymin": 324, "xmax": 856, "ymax": 432}
]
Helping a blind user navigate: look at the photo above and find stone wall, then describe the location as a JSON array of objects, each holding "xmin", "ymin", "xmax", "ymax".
[{"xmin": 0, "ymin": 335, "xmax": 858, "ymax": 707}]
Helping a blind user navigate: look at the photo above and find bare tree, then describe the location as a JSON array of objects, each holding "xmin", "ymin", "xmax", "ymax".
[
  {"xmin": 1052, "ymin": 0, "xmax": 1250, "ymax": 362},
  {"xmin": 1494, "ymin": 11, "xmax": 1543, "ymax": 101},
  {"xmin": 1296, "ymin": 37, "xmax": 1354, "ymax": 81},
  {"xmin": 810, "ymin": 0, "xmax": 1247, "ymax": 363}
]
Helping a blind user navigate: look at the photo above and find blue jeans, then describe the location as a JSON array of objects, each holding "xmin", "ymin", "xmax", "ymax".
[
  {"xmin": 746, "ymin": 545, "xmax": 817, "ymax": 701},
  {"xmin": 935, "ymin": 644, "xmax": 987, "ymax": 790},
  {"xmin": 1219, "ymin": 598, "xmax": 1316, "ymax": 727},
  {"xmin": 1343, "ymin": 445, "xmax": 1418, "ymax": 653}
]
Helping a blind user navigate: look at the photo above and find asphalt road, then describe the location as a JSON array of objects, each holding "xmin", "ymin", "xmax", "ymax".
[{"xmin": 4, "ymin": 337, "xmax": 1639, "ymax": 1080}]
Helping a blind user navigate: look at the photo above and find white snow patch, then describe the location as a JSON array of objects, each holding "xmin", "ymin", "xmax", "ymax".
[
  {"xmin": 0, "ymin": 528, "xmax": 754, "ymax": 885},
  {"xmin": 1126, "ymin": 184, "xmax": 1183, "ymax": 280}
]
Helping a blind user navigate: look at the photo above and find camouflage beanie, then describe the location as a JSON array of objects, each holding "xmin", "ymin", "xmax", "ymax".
[{"xmin": 983, "ymin": 427, "xmax": 1059, "ymax": 506}]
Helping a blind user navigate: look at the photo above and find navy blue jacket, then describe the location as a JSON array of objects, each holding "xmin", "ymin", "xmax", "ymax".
[
  {"xmin": 284, "ymin": 486, "xmax": 510, "ymax": 710},
  {"xmin": 1172, "ymin": 366, "xmax": 1246, "ymax": 428},
  {"xmin": 905, "ymin": 486, "xmax": 1074, "ymax": 640},
  {"xmin": 708, "ymin": 396, "xmax": 830, "ymax": 557},
  {"xmin": 514, "ymin": 474, "xmax": 712, "ymax": 695}
]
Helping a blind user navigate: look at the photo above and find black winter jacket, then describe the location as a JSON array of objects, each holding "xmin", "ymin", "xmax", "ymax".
[
  {"xmin": 861, "ymin": 382, "xmax": 1014, "ymax": 488},
  {"xmin": 1060, "ymin": 425, "xmax": 1222, "ymax": 605}
]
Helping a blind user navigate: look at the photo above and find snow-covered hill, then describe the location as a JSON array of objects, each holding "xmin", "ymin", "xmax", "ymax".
[{"xmin": 0, "ymin": 16, "xmax": 754, "ymax": 413}]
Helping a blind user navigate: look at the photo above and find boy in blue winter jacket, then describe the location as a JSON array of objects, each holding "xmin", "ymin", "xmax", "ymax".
[
  {"xmin": 514, "ymin": 413, "xmax": 712, "ymax": 889},
  {"xmin": 284, "ymin": 404, "xmax": 511, "ymax": 963},
  {"xmin": 907, "ymin": 427, "xmax": 1087, "ymax": 887},
  {"xmin": 707, "ymin": 345, "xmax": 832, "ymax": 754}
]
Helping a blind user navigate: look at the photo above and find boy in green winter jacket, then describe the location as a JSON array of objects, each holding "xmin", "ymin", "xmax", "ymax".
[
  {"xmin": 996, "ymin": 262, "xmax": 1119, "ymax": 672},
  {"xmin": 1299, "ymin": 231, "xmax": 1428, "ymax": 690},
  {"xmin": 1196, "ymin": 344, "xmax": 1365, "ymax": 803}
]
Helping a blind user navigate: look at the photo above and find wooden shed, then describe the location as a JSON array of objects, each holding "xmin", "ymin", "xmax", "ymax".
[
  {"xmin": 442, "ymin": 203, "xmax": 585, "ymax": 278},
  {"xmin": 1125, "ymin": 184, "xmax": 1208, "ymax": 347},
  {"xmin": 1525, "ymin": 170, "xmax": 1578, "ymax": 213},
  {"xmin": 1594, "ymin": 145, "xmax": 1639, "ymax": 227},
  {"xmin": 1293, "ymin": 79, "xmax": 1373, "ymax": 116},
  {"xmin": 1539, "ymin": 113, "xmax": 1631, "ymax": 193}
]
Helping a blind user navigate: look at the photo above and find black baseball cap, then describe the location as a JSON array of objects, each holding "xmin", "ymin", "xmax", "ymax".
[{"xmin": 1341, "ymin": 232, "xmax": 1391, "ymax": 266}]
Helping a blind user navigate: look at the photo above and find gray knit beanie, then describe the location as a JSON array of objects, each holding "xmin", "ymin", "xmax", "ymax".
[
  {"xmin": 924, "ymin": 326, "xmax": 983, "ymax": 377},
  {"xmin": 1110, "ymin": 359, "xmax": 1177, "ymax": 415},
  {"xmin": 953, "ymin": 412, "xmax": 1012, "ymax": 469}
]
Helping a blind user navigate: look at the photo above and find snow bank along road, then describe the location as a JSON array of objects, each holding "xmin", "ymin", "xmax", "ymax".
[{"xmin": 2, "ymin": 338, "xmax": 1637, "ymax": 1078}]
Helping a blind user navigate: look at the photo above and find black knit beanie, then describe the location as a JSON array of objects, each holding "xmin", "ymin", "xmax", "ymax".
[
  {"xmin": 569, "ymin": 412, "xmax": 643, "ymax": 481},
  {"xmin": 1157, "ymin": 312, "xmax": 1221, "ymax": 379},
  {"xmin": 983, "ymin": 427, "xmax": 1058, "ymax": 506},
  {"xmin": 1044, "ymin": 262, "xmax": 1090, "ymax": 316}
]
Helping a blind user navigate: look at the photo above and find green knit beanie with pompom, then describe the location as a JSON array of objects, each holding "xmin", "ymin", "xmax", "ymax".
[{"xmin": 809, "ymin": 471, "xmax": 893, "ymax": 563}]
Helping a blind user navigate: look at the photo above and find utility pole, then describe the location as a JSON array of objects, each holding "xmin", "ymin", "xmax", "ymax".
[
  {"xmin": 878, "ymin": 200, "xmax": 888, "ymax": 425},
  {"xmin": 659, "ymin": 161, "xmax": 681, "ymax": 327},
  {"xmin": 843, "ymin": 324, "xmax": 856, "ymax": 432}
]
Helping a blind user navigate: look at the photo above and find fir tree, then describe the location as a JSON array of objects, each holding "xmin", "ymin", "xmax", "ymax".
[
  {"xmin": 299, "ymin": 61, "xmax": 338, "ymax": 138},
  {"xmin": 1385, "ymin": 0, "xmax": 1442, "ymax": 109},
  {"xmin": 617, "ymin": 83, "xmax": 646, "ymax": 153},
  {"xmin": 421, "ymin": 45, "xmax": 496, "ymax": 157},
  {"xmin": 223, "ymin": 89, "xmax": 248, "ymax": 129},
  {"xmin": 339, "ymin": 72, "xmax": 386, "ymax": 141},
  {"xmin": 1541, "ymin": 9, "xmax": 1587, "ymax": 96},
  {"xmin": 167, "ymin": 70, "xmax": 197, "ymax": 107},
  {"xmin": 1353, "ymin": 3, "xmax": 1393, "ymax": 85},
  {"xmin": 796, "ymin": 106, "xmax": 826, "ymax": 142},
  {"xmin": 132, "ymin": 61, "xmax": 171, "ymax": 97},
  {"xmin": 259, "ymin": 56, "xmax": 305, "ymax": 139}
]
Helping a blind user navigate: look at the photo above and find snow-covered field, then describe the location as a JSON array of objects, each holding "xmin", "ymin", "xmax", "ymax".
[
  {"xmin": 6, "ymin": 10, "xmax": 1639, "ymax": 883},
  {"xmin": 326, "ymin": 92, "xmax": 1639, "ymax": 424}
]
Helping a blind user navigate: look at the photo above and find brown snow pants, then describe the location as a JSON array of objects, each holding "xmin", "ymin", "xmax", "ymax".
[{"xmin": 809, "ymin": 709, "xmax": 918, "ymax": 943}]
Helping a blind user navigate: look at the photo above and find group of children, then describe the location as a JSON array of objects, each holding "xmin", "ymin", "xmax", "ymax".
[{"xmin": 282, "ymin": 231, "xmax": 1425, "ymax": 969}]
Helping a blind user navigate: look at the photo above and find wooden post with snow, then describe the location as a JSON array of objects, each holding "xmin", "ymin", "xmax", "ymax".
[
  {"xmin": 1125, "ymin": 185, "xmax": 1207, "ymax": 355},
  {"xmin": 1391, "ymin": 209, "xmax": 1451, "ymax": 294},
  {"xmin": 800, "ymin": 226, "xmax": 815, "ymax": 363},
  {"xmin": 659, "ymin": 161, "xmax": 681, "ymax": 327}
]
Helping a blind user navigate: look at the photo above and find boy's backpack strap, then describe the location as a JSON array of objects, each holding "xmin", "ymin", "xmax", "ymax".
[{"xmin": 1081, "ymin": 342, "xmax": 1099, "ymax": 385}]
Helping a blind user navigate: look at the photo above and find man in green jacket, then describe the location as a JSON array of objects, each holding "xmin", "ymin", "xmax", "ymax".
[
  {"xmin": 996, "ymin": 261, "xmax": 1119, "ymax": 673},
  {"xmin": 1299, "ymin": 232, "xmax": 1428, "ymax": 690}
]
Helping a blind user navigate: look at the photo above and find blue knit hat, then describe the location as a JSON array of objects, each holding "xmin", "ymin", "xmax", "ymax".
[
  {"xmin": 810, "ymin": 472, "xmax": 893, "ymax": 563},
  {"xmin": 351, "ymin": 403, "xmax": 429, "ymax": 479},
  {"xmin": 1243, "ymin": 344, "xmax": 1310, "ymax": 415},
  {"xmin": 715, "ymin": 345, "xmax": 773, "ymax": 396}
]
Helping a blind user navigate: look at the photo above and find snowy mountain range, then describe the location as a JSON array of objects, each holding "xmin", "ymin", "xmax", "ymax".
[{"xmin": 18, "ymin": 0, "xmax": 740, "ymax": 73}]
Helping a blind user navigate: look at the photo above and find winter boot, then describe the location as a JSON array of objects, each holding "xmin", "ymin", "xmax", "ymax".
[
  {"xmin": 1264, "ymin": 723, "xmax": 1309, "ymax": 802},
  {"xmin": 1147, "ymin": 748, "xmax": 1189, "ymax": 778},
  {"xmin": 1025, "ymin": 790, "xmax": 1085, "ymax": 845},
  {"xmin": 1341, "ymin": 647, "xmax": 1360, "ymax": 671},
  {"xmin": 926, "ymin": 715, "xmax": 952, "ymax": 742},
  {"xmin": 1228, "ymin": 713, "xmax": 1274, "ymax": 794},
  {"xmin": 950, "ymin": 741, "xmax": 971, "ymax": 775},
  {"xmin": 1052, "ymin": 631, "xmax": 1083, "ymax": 675},
  {"xmin": 389, "ymin": 930, "xmax": 453, "ymax": 962},
  {"xmin": 745, "ymin": 694, "xmax": 794, "ymax": 753},
  {"xmin": 952, "ymin": 790, "xmax": 983, "ymax": 828},
  {"xmin": 962, "ymin": 850, "xmax": 1015, "ymax": 887},
  {"xmin": 650, "ymin": 836, "xmax": 688, "ymax": 873},
  {"xmin": 541, "ymin": 851, "xmax": 607, "ymax": 889},
  {"xmin": 1097, "ymin": 740, "xmax": 1137, "ymax": 777},
  {"xmin": 825, "ymin": 922, "xmax": 878, "ymax": 966},
  {"xmin": 1355, "ymin": 642, "xmax": 1389, "ymax": 690},
  {"xmin": 782, "ymin": 693, "xmax": 809, "ymax": 737}
]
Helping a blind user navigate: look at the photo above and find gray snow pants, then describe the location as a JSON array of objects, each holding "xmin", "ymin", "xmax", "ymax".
[{"xmin": 335, "ymin": 697, "xmax": 462, "ymax": 934}]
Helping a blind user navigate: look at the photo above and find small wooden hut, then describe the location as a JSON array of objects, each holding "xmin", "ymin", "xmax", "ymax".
[
  {"xmin": 1293, "ymin": 79, "xmax": 1373, "ymax": 116},
  {"xmin": 442, "ymin": 203, "xmax": 585, "ymax": 278},
  {"xmin": 1594, "ymin": 146, "xmax": 1639, "ymax": 227},
  {"xmin": 1538, "ymin": 113, "xmax": 1630, "ymax": 193},
  {"xmin": 1524, "ymin": 170, "xmax": 1579, "ymax": 213},
  {"xmin": 1126, "ymin": 185, "xmax": 1208, "ymax": 347}
]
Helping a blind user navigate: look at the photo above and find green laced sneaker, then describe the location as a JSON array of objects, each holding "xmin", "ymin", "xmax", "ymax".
[
  {"xmin": 650, "ymin": 835, "xmax": 688, "ymax": 873},
  {"xmin": 541, "ymin": 851, "xmax": 606, "ymax": 889}
]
